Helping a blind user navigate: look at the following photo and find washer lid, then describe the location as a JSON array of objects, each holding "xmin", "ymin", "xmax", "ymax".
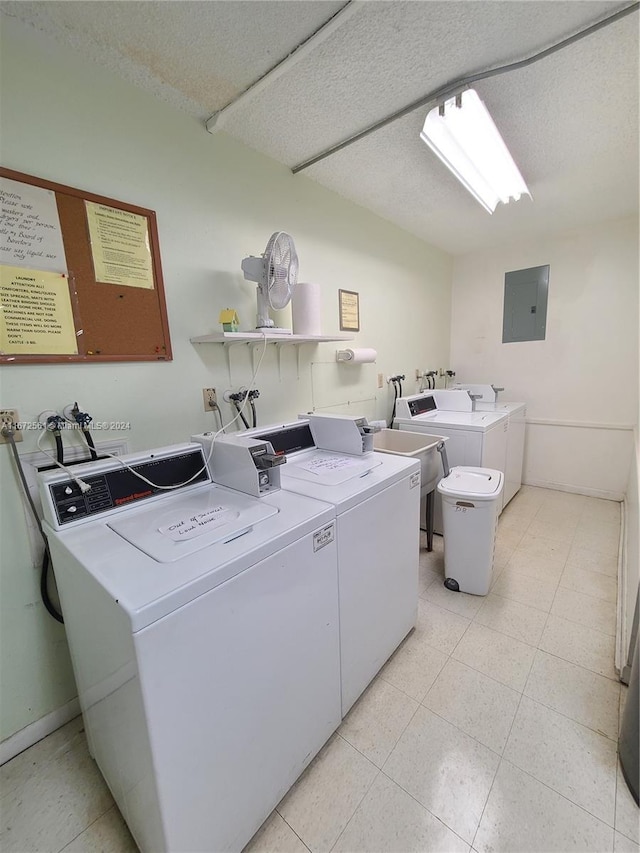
[
  {"xmin": 285, "ymin": 451, "xmax": 382, "ymax": 486},
  {"xmin": 108, "ymin": 488, "xmax": 278, "ymax": 562},
  {"xmin": 437, "ymin": 466, "xmax": 503, "ymax": 498},
  {"xmin": 475, "ymin": 401, "xmax": 526, "ymax": 415},
  {"xmin": 279, "ymin": 447, "xmax": 419, "ymax": 513},
  {"xmin": 47, "ymin": 487, "xmax": 335, "ymax": 631},
  {"xmin": 394, "ymin": 409, "xmax": 507, "ymax": 432}
]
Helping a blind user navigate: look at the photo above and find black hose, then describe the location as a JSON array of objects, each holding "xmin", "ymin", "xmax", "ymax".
[
  {"xmin": 71, "ymin": 406, "xmax": 98, "ymax": 461},
  {"xmin": 391, "ymin": 380, "xmax": 399, "ymax": 423},
  {"xmin": 250, "ymin": 400, "xmax": 257, "ymax": 429},
  {"xmin": 4, "ymin": 427, "xmax": 64, "ymax": 623},
  {"xmin": 54, "ymin": 432, "xmax": 64, "ymax": 464},
  {"xmin": 6, "ymin": 428, "xmax": 45, "ymax": 540},
  {"xmin": 234, "ymin": 401, "xmax": 250, "ymax": 430},
  {"xmin": 41, "ymin": 549, "xmax": 64, "ymax": 623}
]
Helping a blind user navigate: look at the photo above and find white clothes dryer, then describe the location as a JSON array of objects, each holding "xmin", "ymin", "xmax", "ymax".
[
  {"xmin": 195, "ymin": 417, "xmax": 420, "ymax": 717},
  {"xmin": 394, "ymin": 392, "xmax": 508, "ymax": 532},
  {"xmin": 39, "ymin": 443, "xmax": 341, "ymax": 853}
]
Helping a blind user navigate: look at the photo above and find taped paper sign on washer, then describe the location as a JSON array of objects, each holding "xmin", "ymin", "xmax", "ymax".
[{"xmin": 159, "ymin": 506, "xmax": 239, "ymax": 541}]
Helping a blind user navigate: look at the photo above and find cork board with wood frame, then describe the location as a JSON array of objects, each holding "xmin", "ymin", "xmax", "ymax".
[{"xmin": 0, "ymin": 167, "xmax": 172, "ymax": 364}]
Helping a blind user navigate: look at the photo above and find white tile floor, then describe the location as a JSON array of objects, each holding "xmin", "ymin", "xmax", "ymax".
[{"xmin": 2, "ymin": 486, "xmax": 639, "ymax": 852}]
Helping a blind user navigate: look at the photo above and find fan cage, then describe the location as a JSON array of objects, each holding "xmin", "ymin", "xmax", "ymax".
[{"xmin": 265, "ymin": 232, "xmax": 299, "ymax": 310}]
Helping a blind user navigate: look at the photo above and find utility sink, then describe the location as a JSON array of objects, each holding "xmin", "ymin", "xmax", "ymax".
[{"xmin": 373, "ymin": 429, "xmax": 447, "ymax": 495}]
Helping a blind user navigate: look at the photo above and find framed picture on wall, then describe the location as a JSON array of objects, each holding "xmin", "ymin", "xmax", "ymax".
[{"xmin": 338, "ymin": 289, "xmax": 360, "ymax": 332}]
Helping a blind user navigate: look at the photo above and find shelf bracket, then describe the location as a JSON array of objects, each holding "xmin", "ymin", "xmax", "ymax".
[
  {"xmin": 250, "ymin": 342, "xmax": 259, "ymax": 376},
  {"xmin": 275, "ymin": 343, "xmax": 285, "ymax": 380},
  {"xmin": 248, "ymin": 339, "xmax": 270, "ymax": 375},
  {"xmin": 189, "ymin": 334, "xmax": 356, "ymax": 384},
  {"xmin": 223, "ymin": 343, "xmax": 232, "ymax": 382},
  {"xmin": 224, "ymin": 341, "xmax": 246, "ymax": 384}
]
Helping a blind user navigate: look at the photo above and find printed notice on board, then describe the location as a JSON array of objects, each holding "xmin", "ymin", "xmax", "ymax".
[
  {"xmin": 85, "ymin": 201, "xmax": 154, "ymax": 289},
  {"xmin": 0, "ymin": 266, "xmax": 78, "ymax": 355},
  {"xmin": 0, "ymin": 178, "xmax": 67, "ymax": 274}
]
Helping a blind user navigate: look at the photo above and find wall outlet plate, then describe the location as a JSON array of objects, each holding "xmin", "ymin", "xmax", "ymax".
[
  {"xmin": 202, "ymin": 388, "xmax": 217, "ymax": 411},
  {"xmin": 377, "ymin": 373, "xmax": 384, "ymax": 389},
  {"xmin": 0, "ymin": 409, "xmax": 22, "ymax": 443}
]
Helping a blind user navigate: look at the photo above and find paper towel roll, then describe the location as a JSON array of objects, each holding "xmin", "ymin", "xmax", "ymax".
[
  {"xmin": 338, "ymin": 347, "xmax": 378, "ymax": 364},
  {"xmin": 292, "ymin": 282, "xmax": 322, "ymax": 336}
]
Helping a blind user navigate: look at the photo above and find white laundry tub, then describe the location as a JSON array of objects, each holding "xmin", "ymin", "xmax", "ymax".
[
  {"xmin": 373, "ymin": 429, "xmax": 447, "ymax": 495},
  {"xmin": 373, "ymin": 429, "xmax": 448, "ymax": 552}
]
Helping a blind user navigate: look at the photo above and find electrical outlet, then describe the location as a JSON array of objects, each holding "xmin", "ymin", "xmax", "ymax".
[
  {"xmin": 377, "ymin": 373, "xmax": 384, "ymax": 389},
  {"xmin": 202, "ymin": 388, "xmax": 217, "ymax": 411},
  {"xmin": 415, "ymin": 368, "xmax": 421, "ymax": 380},
  {"xmin": 0, "ymin": 409, "xmax": 22, "ymax": 443}
]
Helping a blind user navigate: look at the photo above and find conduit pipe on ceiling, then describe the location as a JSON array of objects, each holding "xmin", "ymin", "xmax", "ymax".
[
  {"xmin": 205, "ymin": 0, "xmax": 361, "ymax": 133},
  {"xmin": 291, "ymin": 0, "xmax": 639, "ymax": 174}
]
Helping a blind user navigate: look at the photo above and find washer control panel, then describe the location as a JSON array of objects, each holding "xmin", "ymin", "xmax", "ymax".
[
  {"xmin": 48, "ymin": 449, "xmax": 209, "ymax": 526},
  {"xmin": 408, "ymin": 395, "xmax": 437, "ymax": 417}
]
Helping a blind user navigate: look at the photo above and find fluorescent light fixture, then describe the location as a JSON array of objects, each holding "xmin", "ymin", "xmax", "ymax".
[{"xmin": 420, "ymin": 89, "xmax": 531, "ymax": 213}]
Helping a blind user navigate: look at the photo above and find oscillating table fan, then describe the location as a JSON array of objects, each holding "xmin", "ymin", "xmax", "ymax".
[{"xmin": 241, "ymin": 232, "xmax": 299, "ymax": 333}]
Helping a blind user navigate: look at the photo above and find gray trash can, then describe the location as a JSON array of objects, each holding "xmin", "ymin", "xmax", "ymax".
[{"xmin": 437, "ymin": 466, "xmax": 504, "ymax": 595}]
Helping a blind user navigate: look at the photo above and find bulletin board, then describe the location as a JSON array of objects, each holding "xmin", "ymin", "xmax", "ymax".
[{"xmin": 0, "ymin": 167, "xmax": 172, "ymax": 364}]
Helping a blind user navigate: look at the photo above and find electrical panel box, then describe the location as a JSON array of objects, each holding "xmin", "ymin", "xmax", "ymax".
[{"xmin": 502, "ymin": 265, "xmax": 549, "ymax": 343}]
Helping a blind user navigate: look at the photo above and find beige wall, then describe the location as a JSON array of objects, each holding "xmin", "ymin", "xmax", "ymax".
[
  {"xmin": 0, "ymin": 16, "xmax": 452, "ymax": 745},
  {"xmin": 451, "ymin": 217, "xmax": 639, "ymax": 498}
]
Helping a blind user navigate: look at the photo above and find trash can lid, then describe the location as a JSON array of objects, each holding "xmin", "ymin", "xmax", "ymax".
[{"xmin": 437, "ymin": 466, "xmax": 504, "ymax": 499}]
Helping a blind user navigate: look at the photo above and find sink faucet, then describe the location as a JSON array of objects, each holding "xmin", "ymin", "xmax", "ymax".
[{"xmin": 491, "ymin": 385, "xmax": 504, "ymax": 401}]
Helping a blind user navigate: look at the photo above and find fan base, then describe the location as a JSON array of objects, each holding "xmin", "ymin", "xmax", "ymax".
[{"xmin": 255, "ymin": 325, "xmax": 293, "ymax": 335}]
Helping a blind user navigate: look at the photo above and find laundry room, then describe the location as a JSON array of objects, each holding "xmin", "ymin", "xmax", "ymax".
[{"xmin": 0, "ymin": 2, "xmax": 638, "ymax": 852}]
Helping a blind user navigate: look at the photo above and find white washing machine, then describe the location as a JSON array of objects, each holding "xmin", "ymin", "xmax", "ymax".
[
  {"xmin": 195, "ymin": 414, "xmax": 421, "ymax": 717},
  {"xmin": 394, "ymin": 392, "xmax": 508, "ymax": 532},
  {"xmin": 39, "ymin": 443, "xmax": 341, "ymax": 853},
  {"xmin": 450, "ymin": 383, "xmax": 527, "ymax": 506}
]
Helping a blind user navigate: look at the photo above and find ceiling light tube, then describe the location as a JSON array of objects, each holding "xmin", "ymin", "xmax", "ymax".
[{"xmin": 420, "ymin": 89, "xmax": 531, "ymax": 213}]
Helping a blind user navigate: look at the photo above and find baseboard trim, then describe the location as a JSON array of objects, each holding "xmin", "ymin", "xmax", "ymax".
[
  {"xmin": 0, "ymin": 698, "xmax": 80, "ymax": 765},
  {"xmin": 526, "ymin": 418, "xmax": 634, "ymax": 432},
  {"xmin": 522, "ymin": 478, "xmax": 624, "ymax": 502}
]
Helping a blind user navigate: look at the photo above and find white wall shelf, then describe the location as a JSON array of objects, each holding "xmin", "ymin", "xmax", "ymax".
[
  {"xmin": 190, "ymin": 332, "xmax": 355, "ymax": 378},
  {"xmin": 190, "ymin": 332, "xmax": 354, "ymax": 345}
]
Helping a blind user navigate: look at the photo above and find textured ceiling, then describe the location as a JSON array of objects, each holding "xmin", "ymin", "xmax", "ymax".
[{"xmin": 2, "ymin": 0, "xmax": 638, "ymax": 254}]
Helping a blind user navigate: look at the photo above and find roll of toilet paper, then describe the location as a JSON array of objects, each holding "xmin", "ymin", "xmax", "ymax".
[
  {"xmin": 292, "ymin": 282, "xmax": 322, "ymax": 336},
  {"xmin": 339, "ymin": 348, "xmax": 378, "ymax": 364}
]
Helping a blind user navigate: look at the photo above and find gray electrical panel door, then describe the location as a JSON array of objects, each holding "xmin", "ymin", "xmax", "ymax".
[{"xmin": 502, "ymin": 265, "xmax": 549, "ymax": 343}]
